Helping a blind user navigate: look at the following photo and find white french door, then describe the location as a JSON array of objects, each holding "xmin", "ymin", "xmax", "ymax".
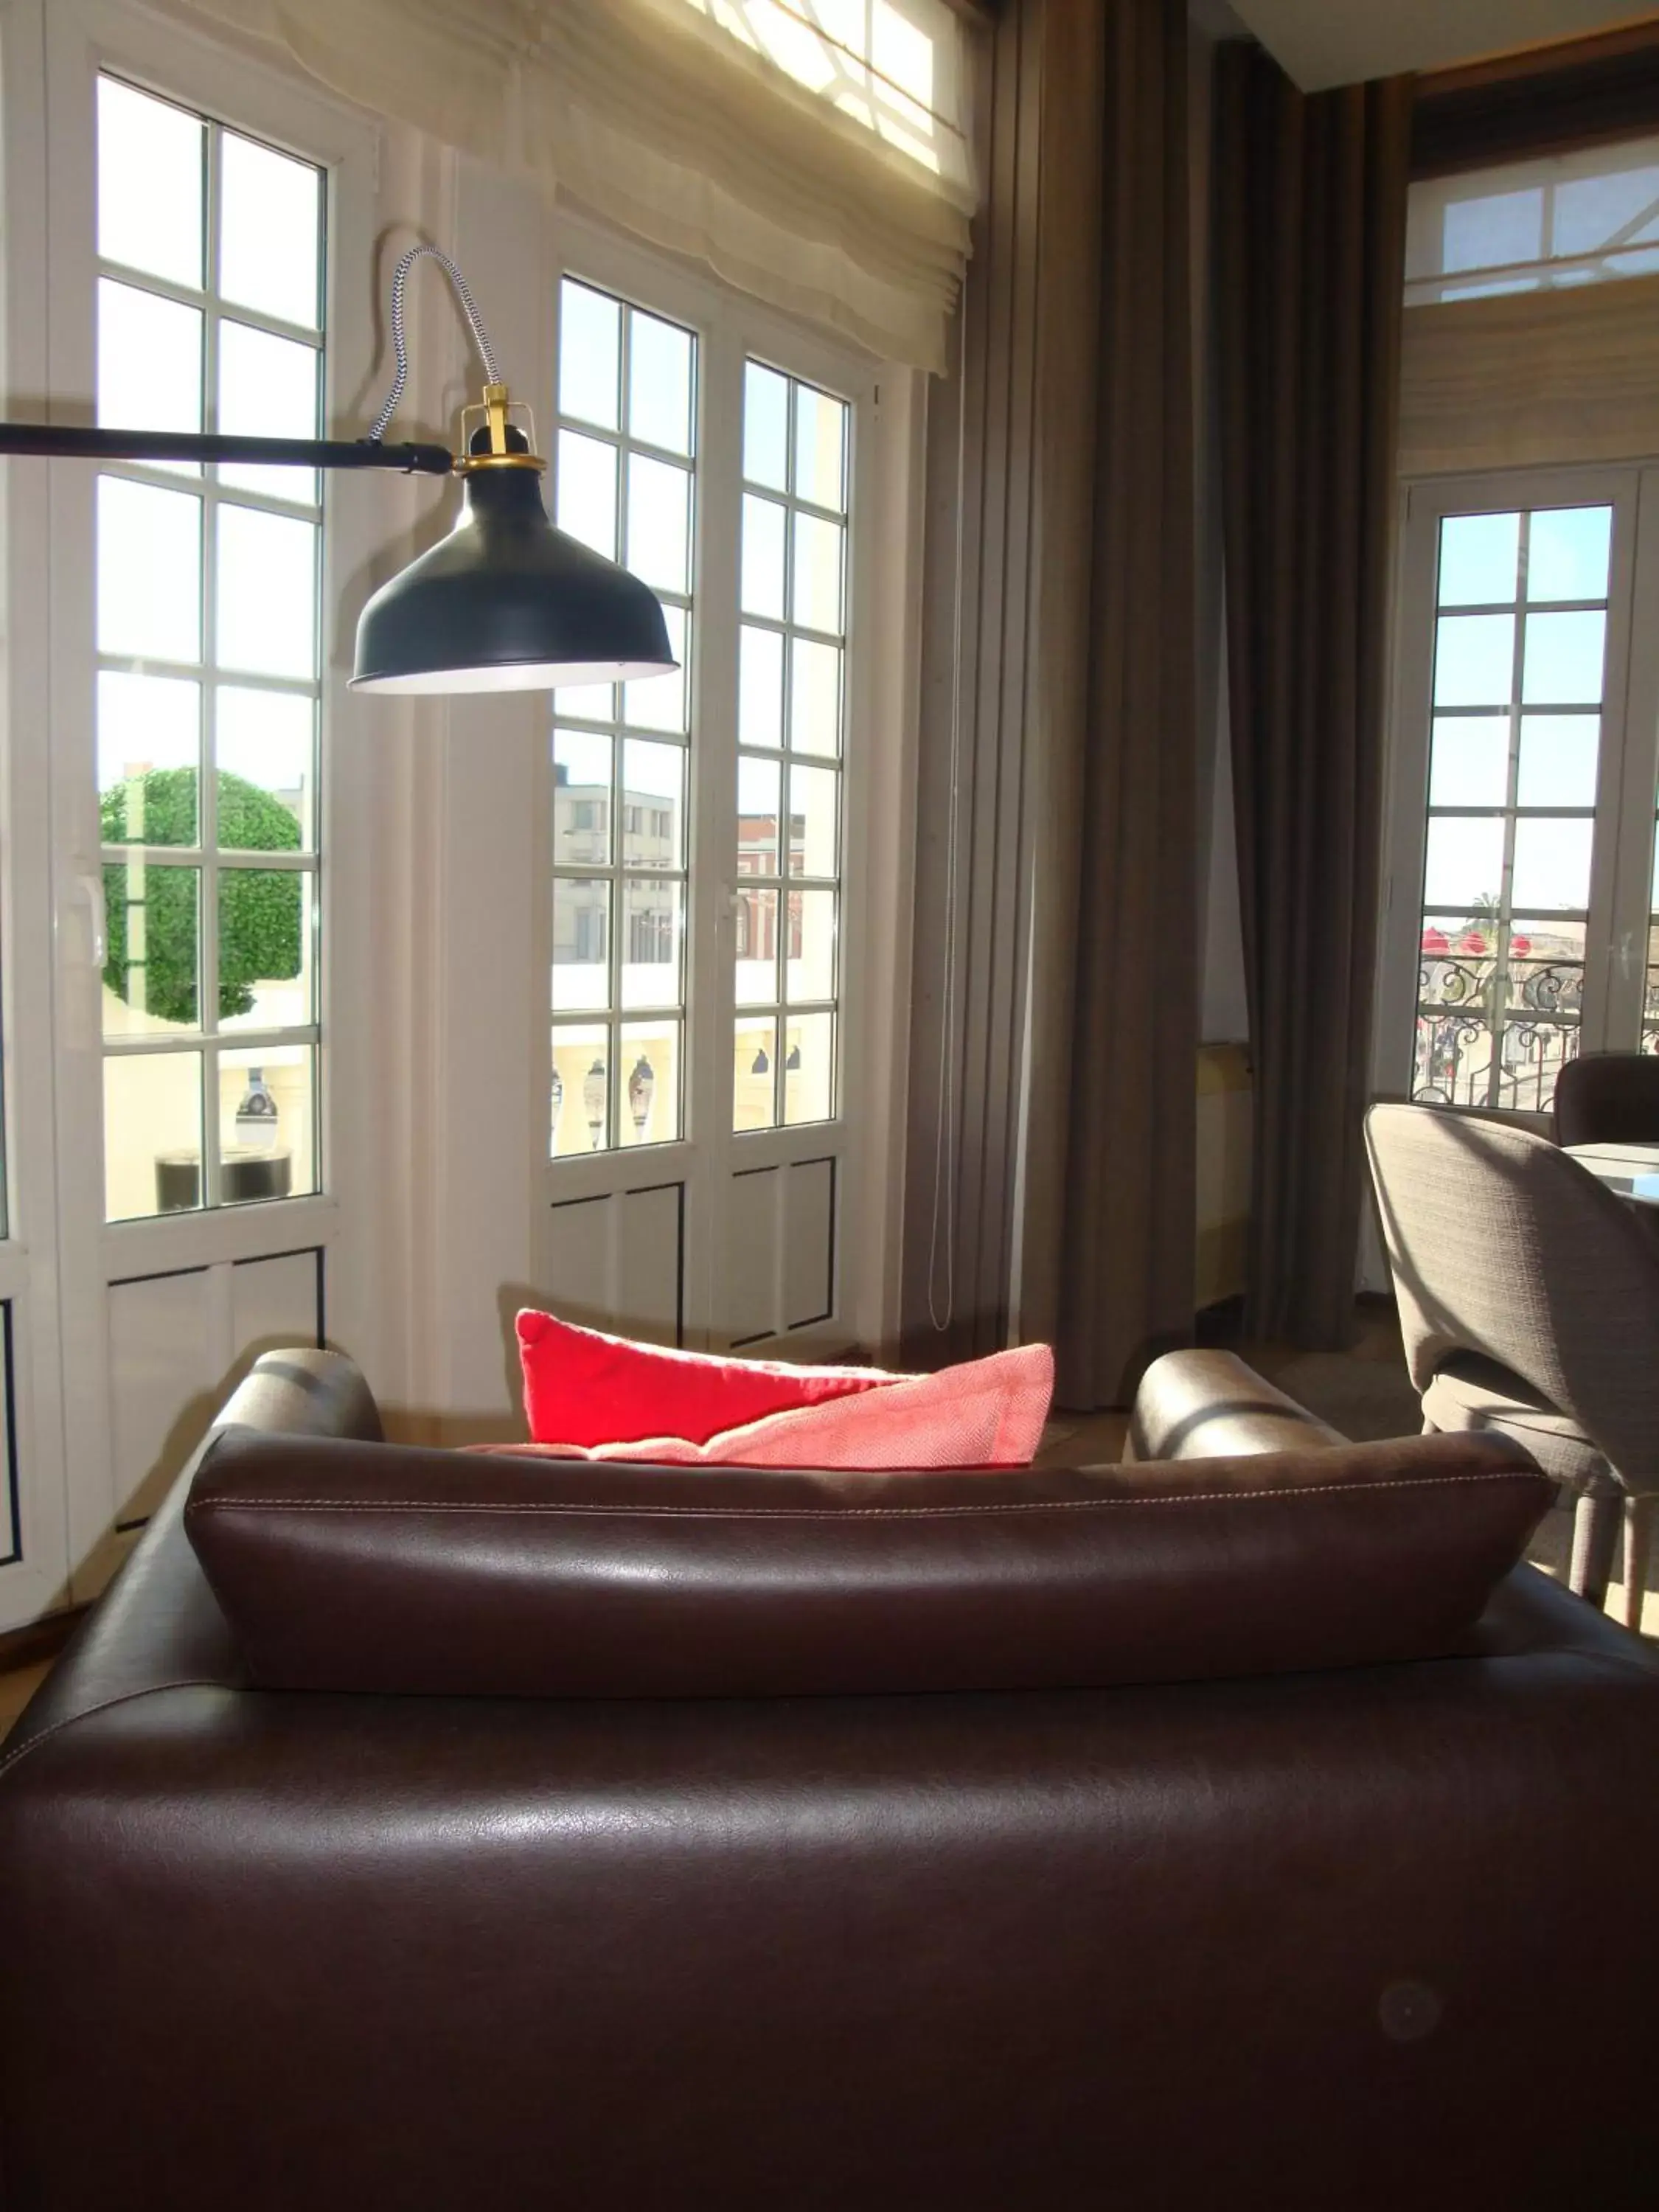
[
  {"xmin": 536, "ymin": 221, "xmax": 894, "ymax": 1360},
  {"xmin": 0, "ymin": 0, "xmax": 379, "ymax": 1627},
  {"xmin": 1376, "ymin": 464, "xmax": 1659, "ymax": 1124}
]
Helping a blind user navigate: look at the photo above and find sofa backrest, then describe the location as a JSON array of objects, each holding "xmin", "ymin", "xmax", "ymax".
[{"xmin": 185, "ymin": 1417, "xmax": 1549, "ymax": 1699}]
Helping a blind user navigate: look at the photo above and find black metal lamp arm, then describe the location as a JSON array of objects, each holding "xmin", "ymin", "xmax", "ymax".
[{"xmin": 0, "ymin": 422, "xmax": 454, "ymax": 474}]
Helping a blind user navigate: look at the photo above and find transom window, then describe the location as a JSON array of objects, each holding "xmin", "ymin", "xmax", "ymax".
[
  {"xmin": 734, "ymin": 361, "xmax": 847, "ymax": 1132},
  {"xmin": 1406, "ymin": 138, "xmax": 1659, "ymax": 305},
  {"xmin": 94, "ymin": 76, "xmax": 324, "ymax": 1222},
  {"xmin": 550, "ymin": 278, "xmax": 696, "ymax": 1155}
]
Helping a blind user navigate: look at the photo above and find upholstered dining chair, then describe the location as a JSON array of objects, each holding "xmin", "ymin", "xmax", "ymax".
[
  {"xmin": 1553, "ymin": 1052, "xmax": 1659, "ymax": 1148},
  {"xmin": 1365, "ymin": 1102, "xmax": 1659, "ymax": 1626}
]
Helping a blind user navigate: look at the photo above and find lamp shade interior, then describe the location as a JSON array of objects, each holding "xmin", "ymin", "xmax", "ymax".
[{"xmin": 352, "ymin": 459, "xmax": 677, "ymax": 695}]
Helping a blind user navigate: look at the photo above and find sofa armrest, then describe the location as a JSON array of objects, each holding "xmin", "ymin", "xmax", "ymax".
[
  {"xmin": 1, "ymin": 1348, "xmax": 381, "ymax": 1770},
  {"xmin": 1129, "ymin": 1349, "xmax": 1349, "ymax": 1461},
  {"xmin": 213, "ymin": 1346, "xmax": 383, "ymax": 1447}
]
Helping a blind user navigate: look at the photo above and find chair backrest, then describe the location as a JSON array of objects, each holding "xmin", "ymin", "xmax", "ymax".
[
  {"xmin": 1553, "ymin": 1052, "xmax": 1659, "ymax": 1147},
  {"xmin": 1365, "ymin": 1102, "xmax": 1659, "ymax": 1478}
]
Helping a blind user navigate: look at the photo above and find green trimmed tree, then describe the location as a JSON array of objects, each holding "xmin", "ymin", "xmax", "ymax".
[{"xmin": 101, "ymin": 768, "xmax": 302, "ymax": 1026}]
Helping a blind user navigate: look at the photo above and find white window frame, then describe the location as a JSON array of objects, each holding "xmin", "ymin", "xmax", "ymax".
[
  {"xmin": 1374, "ymin": 461, "xmax": 1659, "ymax": 1123},
  {"xmin": 35, "ymin": 0, "xmax": 381, "ymax": 1598},
  {"xmin": 532, "ymin": 208, "xmax": 918, "ymax": 1357}
]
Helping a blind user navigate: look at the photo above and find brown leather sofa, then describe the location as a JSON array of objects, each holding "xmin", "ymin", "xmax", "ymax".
[{"xmin": 2, "ymin": 1346, "xmax": 1657, "ymax": 2210}]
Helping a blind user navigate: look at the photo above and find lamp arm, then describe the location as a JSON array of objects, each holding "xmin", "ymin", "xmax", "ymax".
[
  {"xmin": 0, "ymin": 422, "xmax": 455, "ymax": 473},
  {"xmin": 366, "ymin": 244, "xmax": 505, "ymax": 446}
]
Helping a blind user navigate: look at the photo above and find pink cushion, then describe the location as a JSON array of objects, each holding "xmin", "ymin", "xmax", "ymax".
[
  {"xmin": 516, "ymin": 1309, "xmax": 896, "ymax": 1448},
  {"xmin": 489, "ymin": 1342, "xmax": 1054, "ymax": 1471}
]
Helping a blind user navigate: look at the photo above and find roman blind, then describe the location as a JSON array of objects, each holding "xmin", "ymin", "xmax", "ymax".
[
  {"xmin": 1399, "ymin": 141, "xmax": 1659, "ymax": 473},
  {"xmin": 185, "ymin": 0, "xmax": 977, "ymax": 371}
]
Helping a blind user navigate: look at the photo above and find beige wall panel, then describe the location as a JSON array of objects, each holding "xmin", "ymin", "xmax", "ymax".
[{"xmin": 107, "ymin": 1268, "xmax": 218, "ymax": 1526}]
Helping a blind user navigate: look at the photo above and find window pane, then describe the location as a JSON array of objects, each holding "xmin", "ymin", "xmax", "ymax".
[
  {"xmin": 97, "ymin": 476, "xmax": 201, "ymax": 662},
  {"xmin": 623, "ymin": 605, "xmax": 688, "ymax": 733},
  {"xmin": 740, "ymin": 626, "xmax": 785, "ymax": 750},
  {"xmin": 793, "ymin": 386, "xmax": 847, "ymax": 512},
  {"xmin": 619, "ymin": 1020, "xmax": 681, "ymax": 1147},
  {"xmin": 557, "ymin": 431, "xmax": 619, "ymax": 559},
  {"xmin": 102, "ymin": 860, "xmax": 200, "ymax": 1034},
  {"xmin": 559, "ymin": 282, "xmax": 620, "ymax": 431},
  {"xmin": 736, "ymin": 887, "xmax": 779, "ymax": 1006},
  {"xmin": 734, "ymin": 1016, "xmax": 779, "ymax": 1131},
  {"xmin": 1413, "ymin": 1013, "xmax": 1495, "ymax": 1108},
  {"xmin": 220, "ymin": 1044, "xmax": 316, "ymax": 1200},
  {"xmin": 554, "ymin": 728, "xmax": 613, "ymax": 865},
  {"xmin": 1418, "ymin": 914, "xmax": 1494, "ymax": 1001},
  {"xmin": 1428, "ymin": 715, "xmax": 1509, "ymax": 807},
  {"xmin": 744, "ymin": 363, "xmax": 790, "ymax": 490},
  {"xmin": 1522, "ymin": 611, "xmax": 1607, "ymax": 705},
  {"xmin": 555, "ymin": 676, "xmax": 617, "ymax": 724},
  {"xmin": 1517, "ymin": 715, "xmax": 1599, "ymax": 809},
  {"xmin": 622, "ymin": 877, "xmax": 683, "ymax": 1008},
  {"xmin": 739, "ymin": 755, "xmax": 782, "ymax": 874},
  {"xmin": 1494, "ymin": 1023, "xmax": 1581, "ymax": 1116},
  {"xmin": 552, "ymin": 1025, "xmax": 611, "ymax": 1156},
  {"xmin": 1505, "ymin": 920, "xmax": 1585, "ymax": 1020},
  {"xmin": 98, "ymin": 281, "xmax": 202, "ymax": 474},
  {"xmin": 789, "ymin": 762, "xmax": 840, "ymax": 877},
  {"xmin": 629, "ymin": 313, "xmax": 694, "ymax": 456},
  {"xmin": 218, "ymin": 321, "xmax": 319, "ymax": 501},
  {"xmin": 782, "ymin": 1010, "xmax": 835, "ymax": 1125},
  {"xmin": 1512, "ymin": 818, "xmax": 1593, "ymax": 910},
  {"xmin": 218, "ymin": 132, "xmax": 321, "ymax": 328},
  {"xmin": 99, "ymin": 674, "xmax": 199, "ymax": 836},
  {"xmin": 621, "ymin": 740, "xmax": 684, "ymax": 868},
  {"xmin": 1424, "ymin": 815, "xmax": 1504, "ymax": 910},
  {"xmin": 1444, "ymin": 189, "xmax": 1543, "ymax": 274},
  {"xmin": 1526, "ymin": 506, "xmax": 1611, "ymax": 602},
  {"xmin": 790, "ymin": 638, "xmax": 842, "ymax": 756},
  {"xmin": 742, "ymin": 494, "xmax": 787, "ymax": 619},
  {"xmin": 218, "ymin": 869, "xmax": 314, "ymax": 1030},
  {"xmin": 625, "ymin": 454, "xmax": 691, "ymax": 594},
  {"xmin": 97, "ymin": 78, "xmax": 203, "ymax": 289},
  {"xmin": 793, "ymin": 512, "xmax": 844, "ymax": 633},
  {"xmin": 1433, "ymin": 613, "xmax": 1514, "ymax": 707},
  {"xmin": 787, "ymin": 887, "xmax": 838, "ymax": 1001},
  {"xmin": 1439, "ymin": 512, "xmax": 1518, "ymax": 606},
  {"xmin": 217, "ymin": 689, "xmax": 315, "ymax": 849},
  {"xmin": 106, "ymin": 1049, "xmax": 204, "ymax": 1222},
  {"xmin": 552, "ymin": 879, "xmax": 611, "ymax": 1012},
  {"xmin": 216, "ymin": 506, "xmax": 316, "ymax": 678}
]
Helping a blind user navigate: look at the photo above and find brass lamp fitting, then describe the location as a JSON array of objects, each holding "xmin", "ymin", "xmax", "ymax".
[{"xmin": 456, "ymin": 382, "xmax": 546, "ymax": 473}]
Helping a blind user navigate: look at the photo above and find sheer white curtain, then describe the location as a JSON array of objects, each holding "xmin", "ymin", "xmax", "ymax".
[{"xmin": 185, "ymin": 0, "xmax": 976, "ymax": 369}]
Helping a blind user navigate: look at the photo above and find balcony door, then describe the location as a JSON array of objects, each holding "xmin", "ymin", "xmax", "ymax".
[
  {"xmin": 1376, "ymin": 465, "xmax": 1659, "ymax": 1125},
  {"xmin": 537, "ymin": 226, "xmax": 888, "ymax": 1360},
  {"xmin": 0, "ymin": 0, "xmax": 378, "ymax": 1628}
]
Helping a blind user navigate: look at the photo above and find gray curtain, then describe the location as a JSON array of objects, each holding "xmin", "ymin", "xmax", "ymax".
[
  {"xmin": 1214, "ymin": 44, "xmax": 1411, "ymax": 1347},
  {"xmin": 902, "ymin": 0, "xmax": 1199, "ymax": 1410}
]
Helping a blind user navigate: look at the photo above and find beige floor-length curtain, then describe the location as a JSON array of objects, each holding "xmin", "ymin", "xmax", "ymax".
[
  {"xmin": 1214, "ymin": 43, "xmax": 1411, "ymax": 1348},
  {"xmin": 903, "ymin": 0, "xmax": 1199, "ymax": 1409}
]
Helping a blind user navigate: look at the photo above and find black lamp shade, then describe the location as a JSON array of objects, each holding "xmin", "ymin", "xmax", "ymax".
[{"xmin": 351, "ymin": 464, "xmax": 676, "ymax": 694}]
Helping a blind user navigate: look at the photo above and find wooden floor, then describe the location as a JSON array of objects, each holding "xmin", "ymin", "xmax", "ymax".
[{"xmin": 0, "ymin": 1660, "xmax": 52, "ymax": 1745}]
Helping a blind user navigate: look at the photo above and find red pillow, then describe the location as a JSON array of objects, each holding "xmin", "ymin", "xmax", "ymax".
[
  {"xmin": 516, "ymin": 1309, "xmax": 897, "ymax": 1448},
  {"xmin": 493, "ymin": 1343, "xmax": 1054, "ymax": 1471}
]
